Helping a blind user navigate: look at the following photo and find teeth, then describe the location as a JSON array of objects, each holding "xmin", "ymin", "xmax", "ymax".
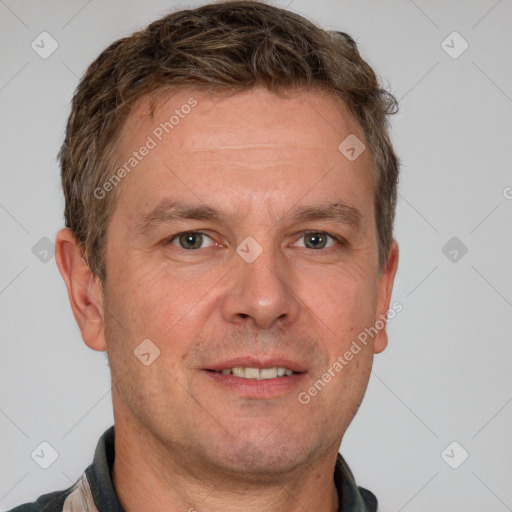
[
  {"xmin": 232, "ymin": 367, "xmax": 245, "ymax": 378},
  {"xmin": 244, "ymin": 367, "xmax": 261, "ymax": 379},
  {"xmin": 218, "ymin": 366, "xmax": 296, "ymax": 379},
  {"xmin": 260, "ymin": 368, "xmax": 278, "ymax": 379}
]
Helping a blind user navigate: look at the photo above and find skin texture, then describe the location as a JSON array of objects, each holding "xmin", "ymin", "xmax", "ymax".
[{"xmin": 56, "ymin": 86, "xmax": 399, "ymax": 512}]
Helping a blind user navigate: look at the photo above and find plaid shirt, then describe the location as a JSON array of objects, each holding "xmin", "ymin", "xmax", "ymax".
[{"xmin": 7, "ymin": 426, "xmax": 377, "ymax": 512}]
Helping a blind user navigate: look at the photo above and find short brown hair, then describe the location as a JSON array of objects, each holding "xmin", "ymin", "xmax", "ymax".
[{"xmin": 59, "ymin": 0, "xmax": 399, "ymax": 283}]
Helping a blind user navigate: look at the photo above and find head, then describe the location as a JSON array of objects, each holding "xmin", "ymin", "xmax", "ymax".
[{"xmin": 56, "ymin": 0, "xmax": 399, "ymax": 479}]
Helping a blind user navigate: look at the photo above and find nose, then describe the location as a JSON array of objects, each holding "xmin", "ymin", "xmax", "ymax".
[{"xmin": 220, "ymin": 243, "xmax": 301, "ymax": 330}]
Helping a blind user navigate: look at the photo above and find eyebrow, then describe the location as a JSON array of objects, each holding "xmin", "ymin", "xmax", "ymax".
[{"xmin": 137, "ymin": 199, "xmax": 365, "ymax": 234}]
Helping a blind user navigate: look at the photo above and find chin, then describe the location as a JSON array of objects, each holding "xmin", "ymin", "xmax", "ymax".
[{"xmin": 206, "ymin": 429, "xmax": 319, "ymax": 479}]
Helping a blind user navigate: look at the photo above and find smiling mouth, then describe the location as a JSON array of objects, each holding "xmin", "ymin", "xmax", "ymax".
[{"xmin": 207, "ymin": 366, "xmax": 300, "ymax": 380}]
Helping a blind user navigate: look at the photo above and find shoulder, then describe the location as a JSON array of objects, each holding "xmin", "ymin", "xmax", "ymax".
[
  {"xmin": 4, "ymin": 486, "xmax": 74, "ymax": 512},
  {"xmin": 358, "ymin": 486, "xmax": 378, "ymax": 512}
]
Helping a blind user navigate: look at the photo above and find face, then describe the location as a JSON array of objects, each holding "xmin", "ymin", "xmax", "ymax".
[{"xmin": 94, "ymin": 86, "xmax": 398, "ymax": 478}]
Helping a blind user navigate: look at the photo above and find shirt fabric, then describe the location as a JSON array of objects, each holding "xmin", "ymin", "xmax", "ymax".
[{"xmin": 7, "ymin": 426, "xmax": 377, "ymax": 512}]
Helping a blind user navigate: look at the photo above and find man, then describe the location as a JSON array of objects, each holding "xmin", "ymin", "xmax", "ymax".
[{"xmin": 8, "ymin": 1, "xmax": 399, "ymax": 511}]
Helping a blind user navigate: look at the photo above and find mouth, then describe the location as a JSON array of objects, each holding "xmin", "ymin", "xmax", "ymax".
[
  {"xmin": 207, "ymin": 366, "xmax": 299, "ymax": 380},
  {"xmin": 203, "ymin": 358, "xmax": 307, "ymax": 398}
]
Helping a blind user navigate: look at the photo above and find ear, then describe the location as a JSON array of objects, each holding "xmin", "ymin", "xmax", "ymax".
[
  {"xmin": 55, "ymin": 228, "xmax": 106, "ymax": 352},
  {"xmin": 373, "ymin": 239, "xmax": 399, "ymax": 354}
]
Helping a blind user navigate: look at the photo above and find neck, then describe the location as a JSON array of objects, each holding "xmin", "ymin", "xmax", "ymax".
[{"xmin": 111, "ymin": 419, "xmax": 340, "ymax": 512}]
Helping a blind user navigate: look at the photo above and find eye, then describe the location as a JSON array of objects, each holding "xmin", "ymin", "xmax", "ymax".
[
  {"xmin": 168, "ymin": 231, "xmax": 215, "ymax": 250},
  {"xmin": 292, "ymin": 231, "xmax": 342, "ymax": 250}
]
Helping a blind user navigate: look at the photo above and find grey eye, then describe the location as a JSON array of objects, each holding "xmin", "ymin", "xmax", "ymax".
[
  {"xmin": 293, "ymin": 232, "xmax": 337, "ymax": 250},
  {"xmin": 170, "ymin": 232, "xmax": 214, "ymax": 250}
]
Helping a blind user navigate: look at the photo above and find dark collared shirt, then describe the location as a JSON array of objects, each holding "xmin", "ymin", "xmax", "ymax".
[{"xmin": 7, "ymin": 426, "xmax": 377, "ymax": 512}]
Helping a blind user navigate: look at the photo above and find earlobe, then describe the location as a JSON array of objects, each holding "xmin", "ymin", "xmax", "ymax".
[
  {"xmin": 55, "ymin": 228, "xmax": 107, "ymax": 352},
  {"xmin": 373, "ymin": 239, "xmax": 399, "ymax": 355}
]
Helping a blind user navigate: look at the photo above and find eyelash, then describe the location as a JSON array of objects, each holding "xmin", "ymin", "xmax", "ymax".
[{"xmin": 166, "ymin": 230, "xmax": 347, "ymax": 251}]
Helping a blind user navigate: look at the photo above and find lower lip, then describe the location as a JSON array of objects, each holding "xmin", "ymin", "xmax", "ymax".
[{"xmin": 203, "ymin": 370, "xmax": 306, "ymax": 399}]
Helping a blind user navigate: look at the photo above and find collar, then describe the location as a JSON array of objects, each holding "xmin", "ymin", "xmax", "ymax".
[{"xmin": 63, "ymin": 426, "xmax": 376, "ymax": 512}]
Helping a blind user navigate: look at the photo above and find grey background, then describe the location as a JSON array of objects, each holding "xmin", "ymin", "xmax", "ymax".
[{"xmin": 1, "ymin": 1, "xmax": 511, "ymax": 511}]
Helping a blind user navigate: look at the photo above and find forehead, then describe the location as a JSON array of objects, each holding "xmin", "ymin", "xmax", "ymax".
[
  {"xmin": 122, "ymin": 86, "xmax": 365, "ymax": 150},
  {"xmin": 111, "ymin": 86, "xmax": 374, "ymax": 227}
]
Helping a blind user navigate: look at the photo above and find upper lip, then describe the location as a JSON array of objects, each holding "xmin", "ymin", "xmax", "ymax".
[{"xmin": 205, "ymin": 357, "xmax": 307, "ymax": 373}]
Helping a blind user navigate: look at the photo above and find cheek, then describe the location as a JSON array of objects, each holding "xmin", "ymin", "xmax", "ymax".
[
  {"xmin": 299, "ymin": 266, "xmax": 378, "ymax": 342},
  {"xmin": 110, "ymin": 263, "xmax": 217, "ymax": 354}
]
